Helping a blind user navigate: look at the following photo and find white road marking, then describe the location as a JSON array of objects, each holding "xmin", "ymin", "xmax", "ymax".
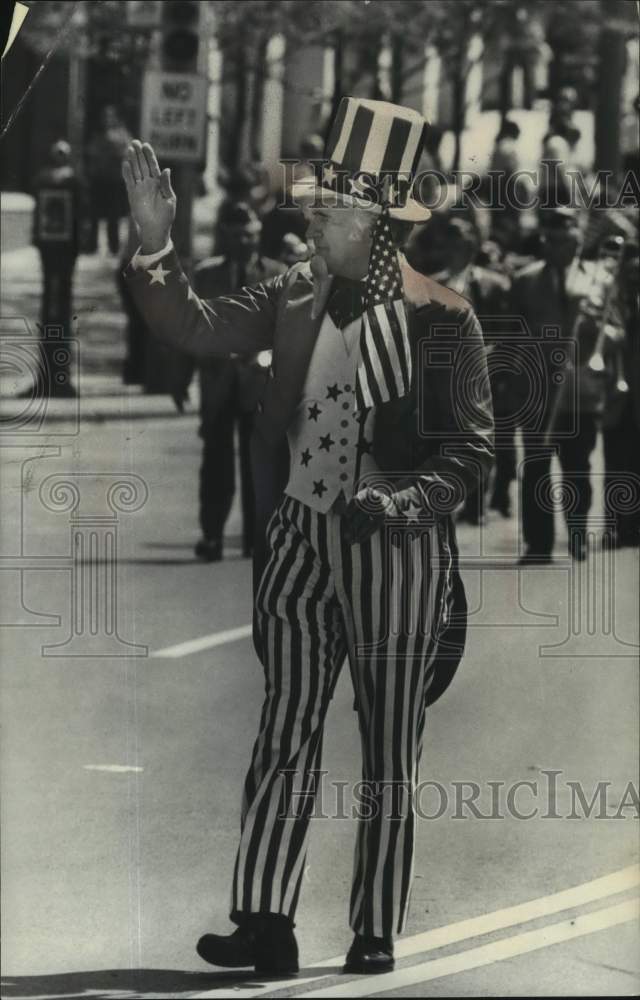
[
  {"xmin": 83, "ymin": 764, "xmax": 144, "ymax": 773},
  {"xmin": 392, "ymin": 862, "xmax": 640, "ymax": 959},
  {"xmin": 191, "ymin": 864, "xmax": 639, "ymax": 999},
  {"xmin": 302, "ymin": 898, "xmax": 640, "ymax": 998},
  {"xmin": 153, "ymin": 624, "xmax": 253, "ymax": 658}
]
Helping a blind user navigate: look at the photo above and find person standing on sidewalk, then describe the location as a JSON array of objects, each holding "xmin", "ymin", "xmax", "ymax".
[
  {"xmin": 121, "ymin": 97, "xmax": 493, "ymax": 975},
  {"xmin": 86, "ymin": 105, "xmax": 131, "ymax": 255},
  {"xmin": 31, "ymin": 139, "xmax": 87, "ymax": 397}
]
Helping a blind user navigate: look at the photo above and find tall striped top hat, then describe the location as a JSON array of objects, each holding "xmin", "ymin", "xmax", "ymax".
[{"xmin": 292, "ymin": 96, "xmax": 431, "ymax": 222}]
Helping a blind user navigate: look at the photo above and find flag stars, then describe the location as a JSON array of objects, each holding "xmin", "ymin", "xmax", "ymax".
[
  {"xmin": 308, "ymin": 403, "xmax": 322, "ymax": 421},
  {"xmin": 312, "ymin": 479, "xmax": 327, "ymax": 498},
  {"xmin": 404, "ymin": 502, "xmax": 422, "ymax": 523},
  {"xmin": 323, "ymin": 163, "xmax": 338, "ymax": 186},
  {"xmin": 147, "ymin": 262, "xmax": 171, "ymax": 286},
  {"xmin": 319, "ymin": 434, "xmax": 335, "ymax": 452}
]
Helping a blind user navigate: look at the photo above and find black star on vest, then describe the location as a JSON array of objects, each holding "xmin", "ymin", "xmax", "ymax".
[
  {"xmin": 326, "ymin": 383, "xmax": 342, "ymax": 401},
  {"xmin": 308, "ymin": 403, "xmax": 321, "ymax": 421},
  {"xmin": 312, "ymin": 479, "xmax": 327, "ymax": 497},
  {"xmin": 319, "ymin": 434, "xmax": 335, "ymax": 452},
  {"xmin": 300, "ymin": 448, "xmax": 312, "ymax": 466}
]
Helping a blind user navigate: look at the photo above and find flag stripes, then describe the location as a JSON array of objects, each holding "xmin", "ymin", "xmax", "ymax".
[
  {"xmin": 355, "ymin": 213, "xmax": 413, "ymax": 412},
  {"xmin": 380, "ymin": 116, "xmax": 413, "ymax": 174},
  {"xmin": 327, "ymin": 96, "xmax": 427, "ymax": 181},
  {"xmin": 340, "ymin": 105, "xmax": 376, "ymax": 175},
  {"xmin": 230, "ymin": 495, "xmax": 454, "ymax": 937}
]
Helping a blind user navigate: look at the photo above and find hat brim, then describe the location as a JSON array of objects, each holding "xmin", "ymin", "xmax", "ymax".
[{"xmin": 290, "ymin": 177, "xmax": 431, "ymax": 223}]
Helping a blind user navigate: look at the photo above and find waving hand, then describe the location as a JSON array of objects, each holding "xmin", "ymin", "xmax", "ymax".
[{"xmin": 122, "ymin": 140, "xmax": 176, "ymax": 254}]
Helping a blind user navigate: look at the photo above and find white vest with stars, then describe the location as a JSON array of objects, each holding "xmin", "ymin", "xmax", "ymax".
[{"xmin": 284, "ymin": 310, "xmax": 378, "ymax": 514}]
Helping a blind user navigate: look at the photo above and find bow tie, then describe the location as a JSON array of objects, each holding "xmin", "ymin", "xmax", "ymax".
[{"xmin": 326, "ymin": 276, "xmax": 365, "ymax": 330}]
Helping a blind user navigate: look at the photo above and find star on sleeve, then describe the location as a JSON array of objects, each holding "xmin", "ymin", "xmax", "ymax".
[
  {"xmin": 148, "ymin": 262, "xmax": 171, "ymax": 286},
  {"xmin": 323, "ymin": 163, "xmax": 337, "ymax": 186},
  {"xmin": 403, "ymin": 501, "xmax": 422, "ymax": 523}
]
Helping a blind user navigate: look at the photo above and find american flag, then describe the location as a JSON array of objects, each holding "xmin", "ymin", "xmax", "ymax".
[{"xmin": 355, "ymin": 212, "xmax": 412, "ymax": 411}]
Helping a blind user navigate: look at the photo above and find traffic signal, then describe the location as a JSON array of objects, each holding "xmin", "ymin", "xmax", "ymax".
[{"xmin": 162, "ymin": 0, "xmax": 200, "ymax": 70}]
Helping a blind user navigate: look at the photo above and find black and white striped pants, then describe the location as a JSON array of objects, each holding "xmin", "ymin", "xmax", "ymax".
[{"xmin": 231, "ymin": 493, "xmax": 454, "ymax": 938}]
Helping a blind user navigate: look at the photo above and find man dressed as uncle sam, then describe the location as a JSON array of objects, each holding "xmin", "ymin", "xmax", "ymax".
[{"xmin": 122, "ymin": 98, "xmax": 494, "ymax": 975}]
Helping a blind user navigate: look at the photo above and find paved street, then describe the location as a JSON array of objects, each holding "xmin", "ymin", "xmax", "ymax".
[{"xmin": 0, "ymin": 412, "xmax": 638, "ymax": 998}]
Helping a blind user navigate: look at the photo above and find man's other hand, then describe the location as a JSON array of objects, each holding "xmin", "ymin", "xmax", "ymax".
[
  {"xmin": 342, "ymin": 487, "xmax": 399, "ymax": 544},
  {"xmin": 122, "ymin": 141, "xmax": 176, "ymax": 254}
]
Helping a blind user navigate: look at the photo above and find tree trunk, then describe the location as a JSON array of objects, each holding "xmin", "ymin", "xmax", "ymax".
[
  {"xmin": 328, "ymin": 31, "xmax": 343, "ymax": 141},
  {"xmin": 228, "ymin": 42, "xmax": 246, "ymax": 170},
  {"xmin": 369, "ymin": 36, "xmax": 384, "ymax": 100},
  {"xmin": 250, "ymin": 35, "xmax": 268, "ymax": 162},
  {"xmin": 451, "ymin": 52, "xmax": 466, "ymax": 174},
  {"xmin": 391, "ymin": 37, "xmax": 403, "ymax": 104},
  {"xmin": 594, "ymin": 17, "xmax": 626, "ymax": 177}
]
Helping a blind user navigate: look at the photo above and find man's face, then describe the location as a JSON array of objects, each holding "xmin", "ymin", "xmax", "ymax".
[
  {"xmin": 305, "ymin": 205, "xmax": 374, "ymax": 278},
  {"xmin": 221, "ymin": 221, "xmax": 261, "ymax": 261}
]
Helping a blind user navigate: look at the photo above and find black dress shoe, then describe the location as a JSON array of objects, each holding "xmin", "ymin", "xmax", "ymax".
[
  {"xmin": 344, "ymin": 933, "xmax": 394, "ymax": 974},
  {"xmin": 194, "ymin": 538, "xmax": 223, "ymax": 562},
  {"xmin": 605, "ymin": 529, "xmax": 640, "ymax": 549},
  {"xmin": 196, "ymin": 916, "xmax": 299, "ymax": 975},
  {"xmin": 518, "ymin": 550, "xmax": 552, "ymax": 566}
]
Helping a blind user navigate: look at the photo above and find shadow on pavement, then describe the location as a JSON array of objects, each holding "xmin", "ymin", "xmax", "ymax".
[
  {"xmin": 0, "ymin": 966, "xmax": 279, "ymax": 998},
  {"xmin": 0, "ymin": 965, "xmax": 345, "ymax": 997}
]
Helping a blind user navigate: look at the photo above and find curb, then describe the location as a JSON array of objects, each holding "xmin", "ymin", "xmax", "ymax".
[{"xmin": 0, "ymin": 394, "xmax": 196, "ymax": 425}]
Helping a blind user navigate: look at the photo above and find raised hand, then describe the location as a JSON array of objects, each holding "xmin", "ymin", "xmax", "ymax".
[{"xmin": 122, "ymin": 140, "xmax": 176, "ymax": 254}]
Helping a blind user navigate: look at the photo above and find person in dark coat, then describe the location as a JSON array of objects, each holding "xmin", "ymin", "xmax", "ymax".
[
  {"xmin": 510, "ymin": 208, "xmax": 625, "ymax": 562},
  {"xmin": 31, "ymin": 139, "xmax": 87, "ymax": 397},
  {"xmin": 407, "ymin": 215, "xmax": 513, "ymax": 521},
  {"xmin": 175, "ymin": 201, "xmax": 287, "ymax": 565},
  {"xmin": 602, "ymin": 240, "xmax": 640, "ymax": 547},
  {"xmin": 86, "ymin": 105, "xmax": 131, "ymax": 255}
]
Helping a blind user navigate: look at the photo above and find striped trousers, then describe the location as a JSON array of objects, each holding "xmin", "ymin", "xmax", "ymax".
[{"xmin": 231, "ymin": 493, "xmax": 454, "ymax": 938}]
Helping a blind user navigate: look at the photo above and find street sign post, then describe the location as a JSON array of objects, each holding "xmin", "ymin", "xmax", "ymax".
[{"xmin": 140, "ymin": 70, "xmax": 207, "ymax": 163}]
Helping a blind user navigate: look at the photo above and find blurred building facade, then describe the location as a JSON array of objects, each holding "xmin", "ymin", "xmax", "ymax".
[{"xmin": 1, "ymin": 0, "xmax": 637, "ymax": 201}]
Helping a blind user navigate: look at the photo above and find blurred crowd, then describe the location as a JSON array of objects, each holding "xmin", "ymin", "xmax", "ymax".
[{"xmin": 29, "ymin": 85, "xmax": 639, "ymax": 561}]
